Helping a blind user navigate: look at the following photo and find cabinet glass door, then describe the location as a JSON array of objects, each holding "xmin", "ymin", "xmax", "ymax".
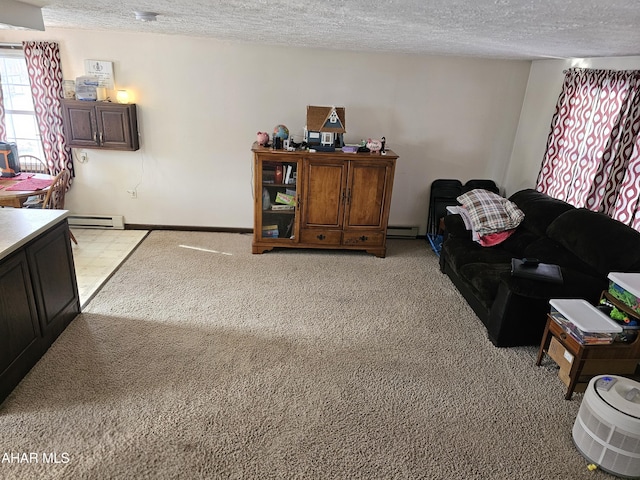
[{"xmin": 259, "ymin": 158, "xmax": 299, "ymax": 241}]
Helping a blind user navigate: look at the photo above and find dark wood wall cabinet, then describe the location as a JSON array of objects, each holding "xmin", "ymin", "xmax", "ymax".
[
  {"xmin": 61, "ymin": 99, "xmax": 139, "ymax": 151},
  {"xmin": 0, "ymin": 211, "xmax": 80, "ymax": 404},
  {"xmin": 252, "ymin": 143, "xmax": 398, "ymax": 257}
]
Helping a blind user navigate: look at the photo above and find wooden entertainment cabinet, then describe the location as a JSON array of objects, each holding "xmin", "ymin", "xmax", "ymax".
[{"xmin": 252, "ymin": 143, "xmax": 398, "ymax": 257}]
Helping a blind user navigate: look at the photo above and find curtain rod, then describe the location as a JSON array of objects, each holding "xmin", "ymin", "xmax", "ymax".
[{"xmin": 0, "ymin": 43, "xmax": 23, "ymax": 50}]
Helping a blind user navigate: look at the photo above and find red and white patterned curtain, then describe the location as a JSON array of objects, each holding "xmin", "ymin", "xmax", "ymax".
[
  {"xmin": 0, "ymin": 77, "xmax": 6, "ymax": 141},
  {"xmin": 537, "ymin": 68, "xmax": 640, "ymax": 231},
  {"xmin": 22, "ymin": 41, "xmax": 73, "ymax": 184}
]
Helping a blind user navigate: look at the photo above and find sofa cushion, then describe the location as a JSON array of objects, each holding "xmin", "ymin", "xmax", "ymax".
[
  {"xmin": 547, "ymin": 208, "xmax": 640, "ymax": 276},
  {"xmin": 441, "ymin": 237, "xmax": 514, "ymax": 275},
  {"xmin": 495, "ymin": 228, "xmax": 540, "ymax": 257},
  {"xmin": 509, "ymin": 189, "xmax": 574, "ymax": 236},
  {"xmin": 457, "ymin": 189, "xmax": 524, "ymax": 235},
  {"xmin": 523, "ymin": 237, "xmax": 600, "ymax": 277},
  {"xmin": 459, "ymin": 263, "xmax": 512, "ymax": 309}
]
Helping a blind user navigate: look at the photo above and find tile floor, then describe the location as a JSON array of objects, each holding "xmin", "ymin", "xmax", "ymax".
[{"xmin": 70, "ymin": 228, "xmax": 148, "ymax": 308}]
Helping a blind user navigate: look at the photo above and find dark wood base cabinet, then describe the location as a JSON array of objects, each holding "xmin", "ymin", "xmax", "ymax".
[{"xmin": 0, "ymin": 220, "xmax": 80, "ymax": 404}]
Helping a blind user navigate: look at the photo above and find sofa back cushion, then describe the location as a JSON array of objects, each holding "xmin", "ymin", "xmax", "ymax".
[
  {"xmin": 508, "ymin": 189, "xmax": 575, "ymax": 237},
  {"xmin": 547, "ymin": 208, "xmax": 640, "ymax": 275}
]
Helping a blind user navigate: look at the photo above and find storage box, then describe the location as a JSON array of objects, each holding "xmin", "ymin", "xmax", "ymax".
[
  {"xmin": 608, "ymin": 272, "xmax": 640, "ymax": 317},
  {"xmin": 549, "ymin": 336, "xmax": 573, "ymax": 373},
  {"xmin": 75, "ymin": 75, "xmax": 99, "ymax": 101}
]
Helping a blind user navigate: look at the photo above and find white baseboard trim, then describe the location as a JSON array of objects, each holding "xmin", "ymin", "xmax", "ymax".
[{"xmin": 68, "ymin": 214, "xmax": 125, "ymax": 230}]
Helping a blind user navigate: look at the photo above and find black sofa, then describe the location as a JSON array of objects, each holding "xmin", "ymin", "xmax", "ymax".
[{"xmin": 439, "ymin": 188, "xmax": 640, "ymax": 347}]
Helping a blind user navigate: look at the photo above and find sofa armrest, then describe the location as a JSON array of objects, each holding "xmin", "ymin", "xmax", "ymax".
[
  {"xmin": 500, "ymin": 267, "xmax": 606, "ymax": 302},
  {"xmin": 443, "ymin": 214, "xmax": 471, "ymax": 240}
]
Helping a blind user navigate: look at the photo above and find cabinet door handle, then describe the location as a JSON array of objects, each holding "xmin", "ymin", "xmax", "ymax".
[
  {"xmin": 99, "ymin": 132, "xmax": 104, "ymax": 144},
  {"xmin": 359, "ymin": 235, "xmax": 368, "ymax": 241},
  {"xmin": 317, "ymin": 234, "xmax": 325, "ymax": 240},
  {"xmin": 93, "ymin": 132, "xmax": 97, "ymax": 143}
]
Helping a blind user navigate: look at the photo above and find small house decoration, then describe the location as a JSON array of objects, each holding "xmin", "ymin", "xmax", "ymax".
[{"xmin": 304, "ymin": 105, "xmax": 346, "ymax": 148}]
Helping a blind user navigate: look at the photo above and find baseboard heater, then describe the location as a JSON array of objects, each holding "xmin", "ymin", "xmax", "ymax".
[
  {"xmin": 68, "ymin": 214, "xmax": 125, "ymax": 230},
  {"xmin": 386, "ymin": 225, "xmax": 419, "ymax": 238}
]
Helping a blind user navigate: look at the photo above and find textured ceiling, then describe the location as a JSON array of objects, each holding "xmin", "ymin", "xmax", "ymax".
[{"xmin": 12, "ymin": 0, "xmax": 640, "ymax": 60}]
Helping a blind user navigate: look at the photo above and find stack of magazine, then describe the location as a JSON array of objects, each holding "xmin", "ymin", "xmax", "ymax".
[{"xmin": 549, "ymin": 299, "xmax": 623, "ymax": 345}]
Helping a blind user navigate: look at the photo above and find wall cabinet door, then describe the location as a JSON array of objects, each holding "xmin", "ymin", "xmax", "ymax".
[
  {"xmin": 62, "ymin": 101, "xmax": 98, "ymax": 148},
  {"xmin": 62, "ymin": 100, "xmax": 139, "ymax": 151},
  {"xmin": 96, "ymin": 104, "xmax": 139, "ymax": 150}
]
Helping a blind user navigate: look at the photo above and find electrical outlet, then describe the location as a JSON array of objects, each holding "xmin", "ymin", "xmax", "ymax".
[
  {"xmin": 127, "ymin": 190, "xmax": 137, "ymax": 198},
  {"xmin": 79, "ymin": 152, "xmax": 88, "ymax": 163}
]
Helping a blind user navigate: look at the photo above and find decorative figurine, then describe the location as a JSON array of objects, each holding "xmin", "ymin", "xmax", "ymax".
[
  {"xmin": 366, "ymin": 138, "xmax": 382, "ymax": 154},
  {"xmin": 256, "ymin": 132, "xmax": 269, "ymax": 147}
]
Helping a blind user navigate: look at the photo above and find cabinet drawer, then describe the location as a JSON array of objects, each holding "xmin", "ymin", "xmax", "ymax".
[
  {"xmin": 342, "ymin": 231, "xmax": 384, "ymax": 246},
  {"xmin": 300, "ymin": 229, "xmax": 342, "ymax": 245}
]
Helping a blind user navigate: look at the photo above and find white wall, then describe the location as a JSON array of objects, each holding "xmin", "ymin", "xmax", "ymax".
[
  {"xmin": 0, "ymin": 28, "xmax": 531, "ymax": 233},
  {"xmin": 505, "ymin": 55, "xmax": 640, "ymax": 197}
]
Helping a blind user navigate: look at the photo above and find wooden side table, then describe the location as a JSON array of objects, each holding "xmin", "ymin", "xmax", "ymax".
[{"xmin": 536, "ymin": 314, "xmax": 640, "ymax": 399}]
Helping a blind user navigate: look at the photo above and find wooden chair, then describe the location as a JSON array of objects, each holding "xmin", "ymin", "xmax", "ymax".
[
  {"xmin": 42, "ymin": 170, "xmax": 78, "ymax": 245},
  {"xmin": 19, "ymin": 155, "xmax": 49, "ymax": 174}
]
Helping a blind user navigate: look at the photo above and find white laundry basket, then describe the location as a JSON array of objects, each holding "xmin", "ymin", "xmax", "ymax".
[{"xmin": 572, "ymin": 375, "xmax": 640, "ymax": 478}]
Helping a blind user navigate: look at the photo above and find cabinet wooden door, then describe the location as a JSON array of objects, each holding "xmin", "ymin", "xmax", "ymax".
[
  {"xmin": 344, "ymin": 161, "xmax": 393, "ymax": 229},
  {"xmin": 96, "ymin": 103, "xmax": 139, "ymax": 150},
  {"xmin": 62, "ymin": 101, "xmax": 98, "ymax": 148},
  {"xmin": 253, "ymin": 154, "xmax": 301, "ymax": 249},
  {"xmin": 26, "ymin": 221, "xmax": 80, "ymax": 347},
  {"xmin": 0, "ymin": 250, "xmax": 41, "ymax": 402},
  {"xmin": 301, "ymin": 158, "xmax": 347, "ymax": 228}
]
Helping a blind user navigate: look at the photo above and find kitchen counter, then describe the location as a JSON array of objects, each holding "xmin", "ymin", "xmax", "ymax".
[
  {"xmin": 0, "ymin": 208, "xmax": 79, "ymax": 404},
  {"xmin": 0, "ymin": 208, "xmax": 69, "ymax": 261}
]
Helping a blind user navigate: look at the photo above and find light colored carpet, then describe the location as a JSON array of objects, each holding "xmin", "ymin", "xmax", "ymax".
[{"xmin": 0, "ymin": 232, "xmax": 609, "ymax": 479}]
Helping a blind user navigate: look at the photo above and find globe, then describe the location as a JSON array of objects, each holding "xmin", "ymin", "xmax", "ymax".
[{"xmin": 273, "ymin": 124, "xmax": 289, "ymax": 140}]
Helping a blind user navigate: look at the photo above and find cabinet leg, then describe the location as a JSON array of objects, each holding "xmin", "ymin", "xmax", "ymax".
[
  {"xmin": 252, "ymin": 245, "xmax": 273, "ymax": 254},
  {"xmin": 536, "ymin": 321, "xmax": 551, "ymax": 366}
]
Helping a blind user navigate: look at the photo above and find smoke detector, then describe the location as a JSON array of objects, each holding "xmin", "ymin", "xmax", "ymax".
[{"xmin": 134, "ymin": 11, "xmax": 158, "ymax": 22}]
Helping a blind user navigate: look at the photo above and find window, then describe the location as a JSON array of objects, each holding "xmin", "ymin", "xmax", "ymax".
[
  {"xmin": 0, "ymin": 49, "xmax": 45, "ymax": 159},
  {"xmin": 537, "ymin": 68, "xmax": 640, "ymax": 231}
]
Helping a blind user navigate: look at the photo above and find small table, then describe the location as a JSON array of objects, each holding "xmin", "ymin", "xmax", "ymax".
[
  {"xmin": 0, "ymin": 173, "xmax": 54, "ymax": 208},
  {"xmin": 536, "ymin": 314, "xmax": 640, "ymax": 400}
]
